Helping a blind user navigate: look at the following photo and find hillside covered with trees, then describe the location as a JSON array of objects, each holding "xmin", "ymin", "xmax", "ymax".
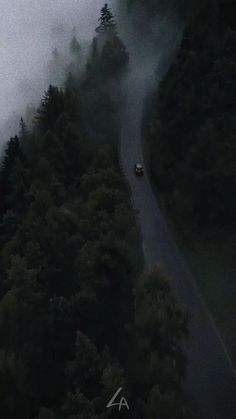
[
  {"xmin": 145, "ymin": 0, "xmax": 236, "ymax": 231},
  {"xmin": 143, "ymin": 0, "xmax": 236, "ymax": 362},
  {"xmin": 0, "ymin": 4, "xmax": 189, "ymax": 419}
]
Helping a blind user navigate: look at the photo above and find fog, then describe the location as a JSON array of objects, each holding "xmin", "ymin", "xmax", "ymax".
[
  {"xmin": 0, "ymin": 0, "xmax": 114, "ymax": 144},
  {"xmin": 0, "ymin": 0, "xmax": 184, "ymax": 148},
  {"xmin": 116, "ymin": 1, "xmax": 184, "ymax": 141}
]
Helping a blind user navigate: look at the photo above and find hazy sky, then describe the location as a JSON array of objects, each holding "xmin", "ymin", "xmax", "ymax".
[{"xmin": 0, "ymin": 0, "xmax": 113, "ymax": 142}]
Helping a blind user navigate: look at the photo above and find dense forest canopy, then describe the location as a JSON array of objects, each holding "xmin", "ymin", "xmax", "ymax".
[
  {"xmin": 0, "ymin": 4, "xmax": 189, "ymax": 419},
  {"xmin": 144, "ymin": 0, "xmax": 236, "ymax": 230},
  {"xmin": 125, "ymin": 0, "xmax": 193, "ymax": 19}
]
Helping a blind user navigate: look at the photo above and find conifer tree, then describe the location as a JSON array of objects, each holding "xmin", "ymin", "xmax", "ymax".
[
  {"xmin": 101, "ymin": 35, "xmax": 129, "ymax": 77},
  {"xmin": 96, "ymin": 3, "xmax": 116, "ymax": 35},
  {"xmin": 70, "ymin": 36, "xmax": 81, "ymax": 57},
  {"xmin": 86, "ymin": 37, "xmax": 101, "ymax": 80},
  {"xmin": 35, "ymin": 85, "xmax": 65, "ymax": 131},
  {"xmin": 91, "ymin": 37, "xmax": 99, "ymax": 63},
  {"xmin": 48, "ymin": 49, "xmax": 66, "ymax": 88},
  {"xmin": 19, "ymin": 118, "xmax": 29, "ymax": 144},
  {"xmin": 1, "ymin": 136, "xmax": 22, "ymax": 178},
  {"xmin": 68, "ymin": 34, "xmax": 82, "ymax": 76}
]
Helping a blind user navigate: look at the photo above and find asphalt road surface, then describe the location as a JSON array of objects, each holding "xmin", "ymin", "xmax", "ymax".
[{"xmin": 119, "ymin": 87, "xmax": 236, "ymax": 419}]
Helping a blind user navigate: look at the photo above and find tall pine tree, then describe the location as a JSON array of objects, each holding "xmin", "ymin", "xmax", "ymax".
[
  {"xmin": 96, "ymin": 3, "xmax": 116, "ymax": 35},
  {"xmin": 70, "ymin": 36, "xmax": 81, "ymax": 57}
]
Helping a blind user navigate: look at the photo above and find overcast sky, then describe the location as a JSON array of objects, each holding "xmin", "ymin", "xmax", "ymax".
[{"xmin": 0, "ymin": 0, "xmax": 115, "ymax": 142}]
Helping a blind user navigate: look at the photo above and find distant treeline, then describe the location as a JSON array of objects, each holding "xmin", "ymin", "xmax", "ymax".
[
  {"xmin": 125, "ymin": 0, "xmax": 194, "ymax": 19},
  {"xmin": 0, "ymin": 4, "xmax": 189, "ymax": 419},
  {"xmin": 144, "ymin": 0, "xmax": 236, "ymax": 231}
]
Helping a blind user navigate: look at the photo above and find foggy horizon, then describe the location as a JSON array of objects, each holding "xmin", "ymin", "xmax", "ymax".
[{"xmin": 0, "ymin": 0, "xmax": 114, "ymax": 144}]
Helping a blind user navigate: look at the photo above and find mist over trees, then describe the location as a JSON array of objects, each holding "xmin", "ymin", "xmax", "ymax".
[
  {"xmin": 0, "ymin": 3, "xmax": 189, "ymax": 419},
  {"xmin": 125, "ymin": 0, "xmax": 191, "ymax": 19},
  {"xmin": 0, "ymin": 0, "xmax": 117, "ymax": 140}
]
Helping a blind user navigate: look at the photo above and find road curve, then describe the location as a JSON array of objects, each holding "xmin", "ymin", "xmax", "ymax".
[{"xmin": 119, "ymin": 85, "xmax": 236, "ymax": 418}]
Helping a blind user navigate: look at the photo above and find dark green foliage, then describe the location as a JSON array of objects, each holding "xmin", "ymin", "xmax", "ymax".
[
  {"xmin": 125, "ymin": 0, "xmax": 190, "ymax": 20},
  {"xmin": 19, "ymin": 118, "xmax": 29, "ymax": 144},
  {"xmin": 68, "ymin": 35, "xmax": 83, "ymax": 80},
  {"xmin": 48, "ymin": 48, "xmax": 66, "ymax": 87},
  {"xmin": 145, "ymin": 0, "xmax": 236, "ymax": 230},
  {"xmin": 36, "ymin": 408, "xmax": 55, "ymax": 419},
  {"xmin": 81, "ymin": 7, "xmax": 129, "ymax": 152},
  {"xmin": 101, "ymin": 36, "xmax": 129, "ymax": 78},
  {"xmin": 35, "ymin": 85, "xmax": 66, "ymax": 132},
  {"xmin": 145, "ymin": 385, "xmax": 184, "ymax": 419},
  {"xmin": 134, "ymin": 265, "xmax": 188, "ymax": 393},
  {"xmin": 62, "ymin": 390, "xmax": 96, "ymax": 419},
  {"xmin": 96, "ymin": 3, "xmax": 116, "ymax": 35},
  {"xmin": 0, "ymin": 4, "xmax": 188, "ymax": 418},
  {"xmin": 1, "ymin": 136, "xmax": 22, "ymax": 178},
  {"xmin": 0, "ymin": 34, "xmax": 139, "ymax": 417},
  {"xmin": 70, "ymin": 36, "xmax": 81, "ymax": 57},
  {"xmin": 85, "ymin": 38, "xmax": 100, "ymax": 81},
  {"xmin": 0, "ymin": 350, "xmax": 28, "ymax": 419},
  {"xmin": 0, "ymin": 136, "xmax": 29, "ymax": 219},
  {"xmin": 89, "ymin": 4, "xmax": 129, "ymax": 81},
  {"xmin": 131, "ymin": 265, "xmax": 189, "ymax": 418}
]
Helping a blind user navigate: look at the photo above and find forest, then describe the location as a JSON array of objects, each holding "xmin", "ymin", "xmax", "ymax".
[
  {"xmin": 0, "ymin": 4, "xmax": 189, "ymax": 419},
  {"xmin": 143, "ymin": 0, "xmax": 236, "ymax": 365},
  {"xmin": 144, "ymin": 0, "xmax": 236, "ymax": 231}
]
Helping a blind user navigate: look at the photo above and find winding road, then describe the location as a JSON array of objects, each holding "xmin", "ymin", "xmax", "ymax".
[{"xmin": 119, "ymin": 70, "xmax": 236, "ymax": 418}]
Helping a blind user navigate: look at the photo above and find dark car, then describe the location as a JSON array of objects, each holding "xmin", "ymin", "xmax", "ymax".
[{"xmin": 134, "ymin": 163, "xmax": 144, "ymax": 176}]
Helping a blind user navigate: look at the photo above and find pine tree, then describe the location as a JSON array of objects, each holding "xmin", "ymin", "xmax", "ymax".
[
  {"xmin": 134, "ymin": 264, "xmax": 189, "ymax": 394},
  {"xmin": 85, "ymin": 38, "xmax": 101, "ymax": 80},
  {"xmin": 65, "ymin": 71, "xmax": 76, "ymax": 93},
  {"xmin": 70, "ymin": 36, "xmax": 81, "ymax": 57},
  {"xmin": 19, "ymin": 118, "xmax": 29, "ymax": 144},
  {"xmin": 96, "ymin": 3, "xmax": 116, "ymax": 35},
  {"xmin": 101, "ymin": 35, "xmax": 129, "ymax": 77},
  {"xmin": 48, "ymin": 49, "xmax": 66, "ymax": 87},
  {"xmin": 1, "ymin": 136, "xmax": 22, "ymax": 178},
  {"xmin": 68, "ymin": 34, "xmax": 82, "ymax": 77},
  {"xmin": 35, "ymin": 85, "xmax": 65, "ymax": 131},
  {"xmin": 91, "ymin": 37, "xmax": 99, "ymax": 63}
]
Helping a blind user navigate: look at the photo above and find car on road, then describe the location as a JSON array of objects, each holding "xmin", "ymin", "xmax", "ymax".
[{"xmin": 134, "ymin": 163, "xmax": 144, "ymax": 176}]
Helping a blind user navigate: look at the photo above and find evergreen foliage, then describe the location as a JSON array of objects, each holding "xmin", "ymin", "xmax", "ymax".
[
  {"xmin": 0, "ymin": 4, "xmax": 189, "ymax": 418},
  {"xmin": 144, "ymin": 0, "xmax": 236, "ymax": 230},
  {"xmin": 70, "ymin": 36, "xmax": 81, "ymax": 57},
  {"xmin": 96, "ymin": 3, "xmax": 116, "ymax": 35}
]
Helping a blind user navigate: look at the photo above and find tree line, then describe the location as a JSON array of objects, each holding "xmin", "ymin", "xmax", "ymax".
[
  {"xmin": 0, "ymin": 4, "xmax": 189, "ymax": 419},
  {"xmin": 144, "ymin": 0, "xmax": 236, "ymax": 232}
]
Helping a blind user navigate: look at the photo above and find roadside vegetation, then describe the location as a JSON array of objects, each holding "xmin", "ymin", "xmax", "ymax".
[
  {"xmin": 143, "ymin": 0, "xmax": 236, "ymax": 361},
  {"xmin": 0, "ymin": 4, "xmax": 189, "ymax": 419}
]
